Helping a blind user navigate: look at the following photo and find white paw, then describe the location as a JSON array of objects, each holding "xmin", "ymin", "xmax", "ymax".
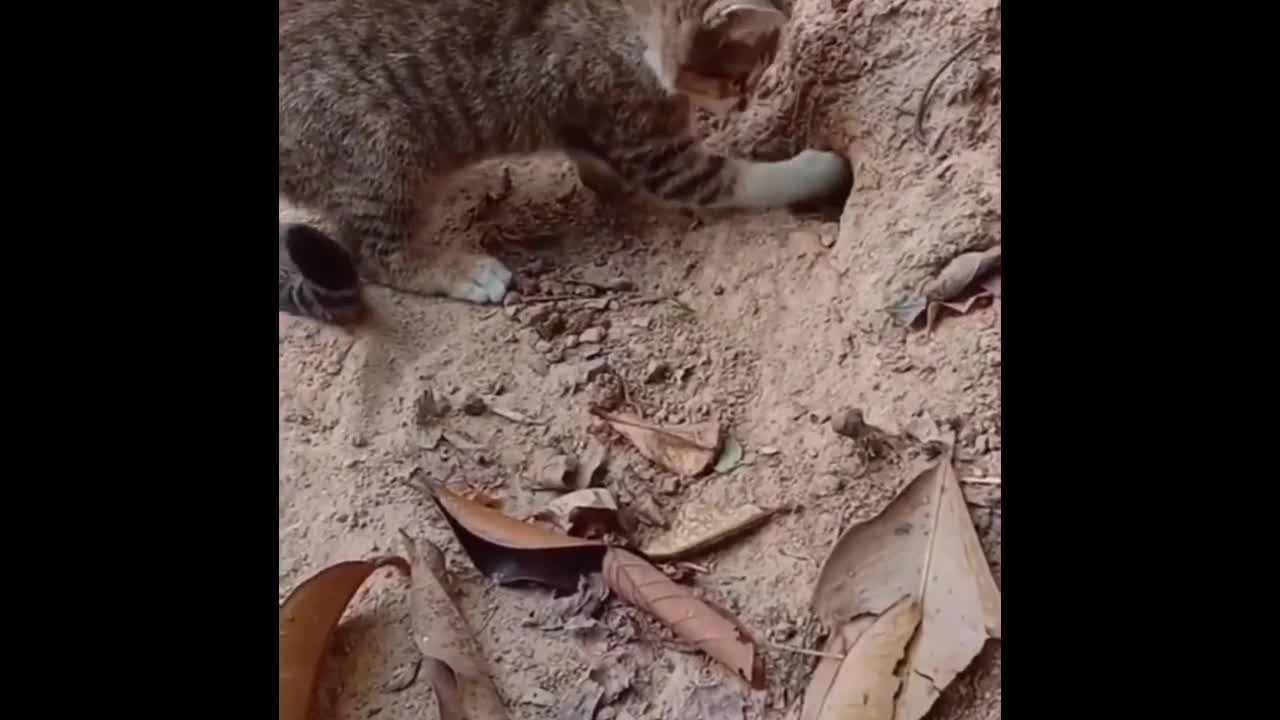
[
  {"xmin": 732, "ymin": 149, "xmax": 852, "ymax": 209},
  {"xmin": 445, "ymin": 254, "xmax": 512, "ymax": 304},
  {"xmin": 788, "ymin": 150, "xmax": 853, "ymax": 200}
]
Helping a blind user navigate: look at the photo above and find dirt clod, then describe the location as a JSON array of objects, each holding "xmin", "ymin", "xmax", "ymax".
[
  {"xmin": 461, "ymin": 394, "xmax": 488, "ymax": 416},
  {"xmin": 645, "ymin": 361, "xmax": 671, "ymax": 384}
]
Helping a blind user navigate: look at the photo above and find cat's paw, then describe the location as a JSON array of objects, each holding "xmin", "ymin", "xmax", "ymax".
[
  {"xmin": 438, "ymin": 253, "xmax": 513, "ymax": 304},
  {"xmin": 785, "ymin": 150, "xmax": 855, "ymax": 219},
  {"xmin": 734, "ymin": 149, "xmax": 853, "ymax": 209},
  {"xmin": 785, "ymin": 150, "xmax": 853, "ymax": 202}
]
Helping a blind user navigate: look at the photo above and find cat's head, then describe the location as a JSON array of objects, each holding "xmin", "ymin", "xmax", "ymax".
[{"xmin": 635, "ymin": 0, "xmax": 788, "ymax": 114}]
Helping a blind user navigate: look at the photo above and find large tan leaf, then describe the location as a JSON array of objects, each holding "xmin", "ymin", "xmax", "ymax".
[
  {"xmin": 800, "ymin": 617, "xmax": 875, "ymax": 720},
  {"xmin": 279, "ymin": 556, "xmax": 409, "ymax": 720},
  {"xmin": 401, "ymin": 531, "xmax": 509, "ymax": 719},
  {"xmin": 813, "ymin": 596, "xmax": 922, "ymax": 720},
  {"xmin": 812, "ymin": 445, "xmax": 1000, "ymax": 720},
  {"xmin": 591, "ymin": 408, "xmax": 723, "ymax": 477}
]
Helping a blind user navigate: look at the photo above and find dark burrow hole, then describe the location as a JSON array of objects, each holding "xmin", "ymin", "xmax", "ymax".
[{"xmin": 284, "ymin": 224, "xmax": 359, "ymax": 291}]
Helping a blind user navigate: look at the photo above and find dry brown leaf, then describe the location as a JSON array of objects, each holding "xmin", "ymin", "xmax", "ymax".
[
  {"xmin": 400, "ymin": 531, "xmax": 486, "ymax": 678},
  {"xmin": 536, "ymin": 488, "xmax": 622, "ymax": 538},
  {"xmin": 400, "ymin": 531, "xmax": 509, "ymax": 719},
  {"xmin": 422, "ymin": 660, "xmax": 465, "ymax": 720},
  {"xmin": 812, "ymin": 596, "xmax": 922, "ymax": 720},
  {"xmin": 923, "ymin": 245, "xmax": 1001, "ymax": 302},
  {"xmin": 279, "ymin": 556, "xmax": 410, "ymax": 720},
  {"xmin": 603, "ymin": 547, "xmax": 762, "ymax": 688},
  {"xmin": 415, "ymin": 478, "xmax": 607, "ymax": 592},
  {"xmin": 925, "ymin": 291, "xmax": 994, "ymax": 332},
  {"xmin": 800, "ymin": 616, "xmax": 876, "ymax": 720},
  {"xmin": 812, "ymin": 444, "xmax": 1001, "ymax": 720},
  {"xmin": 981, "ymin": 273, "xmax": 1001, "ymax": 297},
  {"xmin": 642, "ymin": 502, "xmax": 774, "ymax": 562},
  {"xmin": 592, "ymin": 408, "xmax": 723, "ymax": 477}
]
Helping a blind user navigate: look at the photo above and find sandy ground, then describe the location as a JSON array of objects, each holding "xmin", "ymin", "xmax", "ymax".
[{"xmin": 279, "ymin": 0, "xmax": 1001, "ymax": 718}]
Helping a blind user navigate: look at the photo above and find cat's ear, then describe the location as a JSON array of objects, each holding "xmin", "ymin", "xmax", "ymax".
[{"xmin": 702, "ymin": 0, "xmax": 787, "ymax": 41}]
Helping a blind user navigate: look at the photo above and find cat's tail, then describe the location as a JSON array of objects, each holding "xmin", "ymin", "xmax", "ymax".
[{"xmin": 278, "ymin": 223, "xmax": 367, "ymax": 324}]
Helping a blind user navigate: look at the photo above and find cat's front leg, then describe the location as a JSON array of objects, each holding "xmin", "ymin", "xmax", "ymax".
[
  {"xmin": 329, "ymin": 184, "xmax": 513, "ymax": 306},
  {"xmin": 567, "ymin": 94, "xmax": 852, "ymax": 212}
]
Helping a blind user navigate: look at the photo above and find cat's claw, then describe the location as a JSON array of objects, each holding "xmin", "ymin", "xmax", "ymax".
[{"xmin": 444, "ymin": 254, "xmax": 513, "ymax": 304}]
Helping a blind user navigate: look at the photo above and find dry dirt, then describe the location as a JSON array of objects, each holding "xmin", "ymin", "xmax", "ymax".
[{"xmin": 279, "ymin": 1, "xmax": 1002, "ymax": 718}]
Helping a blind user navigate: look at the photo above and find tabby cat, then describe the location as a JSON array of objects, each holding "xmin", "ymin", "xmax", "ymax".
[{"xmin": 279, "ymin": 0, "xmax": 851, "ymax": 323}]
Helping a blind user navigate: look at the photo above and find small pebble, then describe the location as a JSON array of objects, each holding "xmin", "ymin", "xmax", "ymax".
[
  {"xmin": 462, "ymin": 394, "xmax": 487, "ymax": 416},
  {"xmin": 631, "ymin": 317, "xmax": 652, "ymax": 330},
  {"xmin": 546, "ymin": 347, "xmax": 565, "ymax": 363},
  {"xmin": 529, "ymin": 357, "xmax": 550, "ymax": 376},
  {"xmin": 812, "ymin": 474, "xmax": 844, "ymax": 497},
  {"xmin": 580, "ymin": 327, "xmax": 606, "ymax": 344},
  {"xmin": 660, "ymin": 476, "xmax": 679, "ymax": 494},
  {"xmin": 564, "ymin": 334, "xmax": 579, "ymax": 349},
  {"xmin": 821, "ymin": 233, "xmax": 836, "ymax": 248},
  {"xmin": 831, "ymin": 408, "xmax": 867, "ymax": 438},
  {"xmin": 502, "ymin": 291, "xmax": 523, "ymax": 306},
  {"xmin": 644, "ymin": 361, "xmax": 671, "ymax": 384},
  {"xmin": 607, "ymin": 299, "xmax": 621, "ymax": 311}
]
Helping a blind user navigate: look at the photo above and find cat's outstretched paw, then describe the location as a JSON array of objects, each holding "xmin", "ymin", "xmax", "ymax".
[
  {"xmin": 438, "ymin": 253, "xmax": 513, "ymax": 304},
  {"xmin": 734, "ymin": 149, "xmax": 853, "ymax": 209}
]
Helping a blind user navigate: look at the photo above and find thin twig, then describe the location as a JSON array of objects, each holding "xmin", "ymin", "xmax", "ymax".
[
  {"xmin": 778, "ymin": 547, "xmax": 820, "ymax": 567},
  {"xmin": 962, "ymin": 476, "xmax": 1001, "ymax": 485},
  {"xmin": 515, "ymin": 294, "xmax": 580, "ymax": 305},
  {"xmin": 765, "ymin": 641, "xmax": 846, "ymax": 661},
  {"xmin": 915, "ymin": 34, "xmax": 982, "ymax": 147}
]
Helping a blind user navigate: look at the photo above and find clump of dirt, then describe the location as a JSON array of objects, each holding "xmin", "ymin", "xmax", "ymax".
[{"xmin": 279, "ymin": 1, "xmax": 1001, "ymax": 718}]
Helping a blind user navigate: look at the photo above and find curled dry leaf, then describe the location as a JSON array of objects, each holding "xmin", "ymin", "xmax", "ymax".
[
  {"xmin": 642, "ymin": 502, "xmax": 774, "ymax": 562},
  {"xmin": 400, "ymin": 531, "xmax": 508, "ymax": 720},
  {"xmin": 807, "ymin": 596, "xmax": 922, "ymax": 720},
  {"xmin": 981, "ymin": 272, "xmax": 1001, "ymax": 297},
  {"xmin": 812, "ymin": 444, "xmax": 1001, "ymax": 720},
  {"xmin": 415, "ymin": 477, "xmax": 607, "ymax": 593},
  {"xmin": 279, "ymin": 556, "xmax": 410, "ymax": 720},
  {"xmin": 537, "ymin": 488, "xmax": 623, "ymax": 538},
  {"xmin": 886, "ymin": 245, "xmax": 1002, "ymax": 329},
  {"xmin": 591, "ymin": 408, "xmax": 723, "ymax": 477},
  {"xmin": 603, "ymin": 547, "xmax": 763, "ymax": 688},
  {"xmin": 923, "ymin": 245, "xmax": 1002, "ymax": 302}
]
